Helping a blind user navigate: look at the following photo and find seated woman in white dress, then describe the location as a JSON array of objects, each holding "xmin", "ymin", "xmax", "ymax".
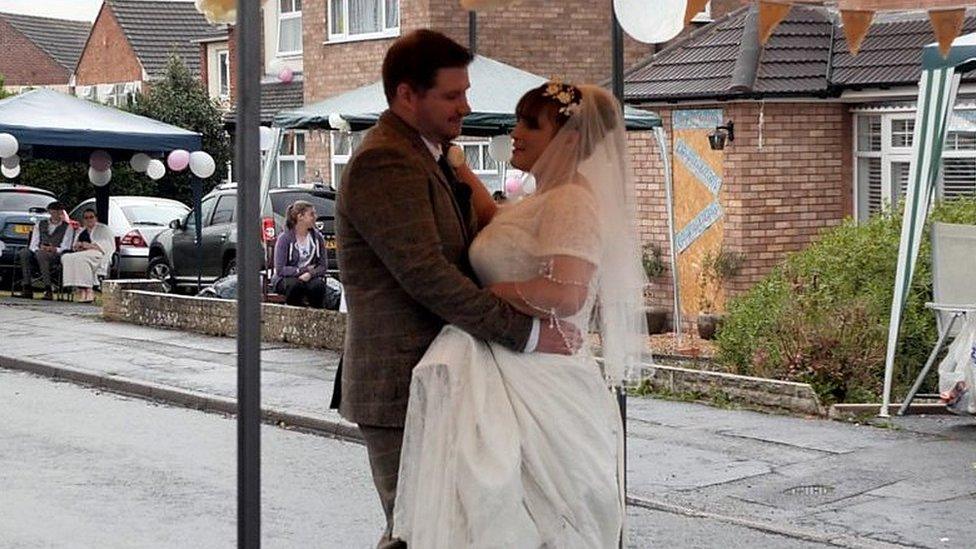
[
  {"xmin": 62, "ymin": 208, "xmax": 116, "ymax": 303},
  {"xmin": 393, "ymin": 83, "xmax": 648, "ymax": 548}
]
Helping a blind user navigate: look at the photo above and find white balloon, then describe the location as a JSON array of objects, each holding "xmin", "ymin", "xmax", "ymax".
[
  {"xmin": 259, "ymin": 126, "xmax": 274, "ymax": 151},
  {"xmin": 189, "ymin": 151, "xmax": 216, "ymax": 178},
  {"xmin": 488, "ymin": 135, "xmax": 513, "ymax": 163},
  {"xmin": 146, "ymin": 159, "xmax": 166, "ymax": 180},
  {"xmin": 0, "ymin": 133, "xmax": 18, "ymax": 158},
  {"xmin": 1, "ymin": 163, "xmax": 20, "ymax": 178},
  {"xmin": 130, "ymin": 153, "xmax": 151, "ymax": 173},
  {"xmin": 614, "ymin": 0, "xmax": 686, "ymax": 44},
  {"xmin": 2, "ymin": 155, "xmax": 19, "ymax": 169},
  {"xmin": 89, "ymin": 166, "xmax": 112, "ymax": 187}
]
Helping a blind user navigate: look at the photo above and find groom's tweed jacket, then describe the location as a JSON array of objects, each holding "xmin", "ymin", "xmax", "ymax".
[{"xmin": 336, "ymin": 111, "xmax": 532, "ymax": 427}]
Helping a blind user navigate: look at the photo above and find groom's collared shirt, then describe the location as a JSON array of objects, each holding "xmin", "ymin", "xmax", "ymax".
[{"xmin": 420, "ymin": 135, "xmax": 540, "ymax": 353}]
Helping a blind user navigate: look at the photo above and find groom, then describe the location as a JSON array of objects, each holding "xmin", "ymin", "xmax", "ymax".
[{"xmin": 334, "ymin": 29, "xmax": 578, "ymax": 548}]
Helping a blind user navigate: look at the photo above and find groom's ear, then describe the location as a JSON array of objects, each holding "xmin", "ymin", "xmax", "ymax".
[{"xmin": 395, "ymin": 82, "xmax": 417, "ymax": 109}]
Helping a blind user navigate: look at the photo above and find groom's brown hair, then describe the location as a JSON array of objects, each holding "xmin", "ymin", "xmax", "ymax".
[{"xmin": 382, "ymin": 29, "xmax": 473, "ymax": 104}]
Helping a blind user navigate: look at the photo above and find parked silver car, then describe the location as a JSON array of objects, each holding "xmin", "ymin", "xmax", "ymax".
[{"xmin": 69, "ymin": 196, "xmax": 190, "ymax": 278}]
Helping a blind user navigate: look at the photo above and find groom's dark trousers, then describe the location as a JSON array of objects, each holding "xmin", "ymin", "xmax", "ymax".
[{"xmin": 334, "ymin": 110, "xmax": 533, "ymax": 548}]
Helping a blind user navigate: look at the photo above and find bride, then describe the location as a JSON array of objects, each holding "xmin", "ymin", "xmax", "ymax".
[{"xmin": 392, "ymin": 82, "xmax": 647, "ymax": 548}]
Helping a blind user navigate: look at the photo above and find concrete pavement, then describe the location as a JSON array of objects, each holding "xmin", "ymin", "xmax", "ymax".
[{"xmin": 1, "ymin": 297, "xmax": 974, "ymax": 548}]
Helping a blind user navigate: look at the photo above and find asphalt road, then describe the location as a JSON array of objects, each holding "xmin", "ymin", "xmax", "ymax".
[{"xmin": 0, "ymin": 369, "xmax": 834, "ymax": 548}]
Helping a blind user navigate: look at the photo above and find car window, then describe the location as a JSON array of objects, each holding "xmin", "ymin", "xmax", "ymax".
[
  {"xmin": 270, "ymin": 192, "xmax": 335, "ymax": 219},
  {"xmin": 211, "ymin": 195, "xmax": 237, "ymax": 225},
  {"xmin": 122, "ymin": 202, "xmax": 190, "ymax": 227},
  {"xmin": 186, "ymin": 196, "xmax": 217, "ymax": 229},
  {"xmin": 69, "ymin": 201, "xmax": 94, "ymax": 223},
  {"xmin": 0, "ymin": 191, "xmax": 54, "ymax": 212}
]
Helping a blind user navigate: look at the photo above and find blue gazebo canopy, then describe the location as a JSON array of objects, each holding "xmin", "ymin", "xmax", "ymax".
[
  {"xmin": 275, "ymin": 55, "xmax": 661, "ymax": 135},
  {"xmin": 0, "ymin": 88, "xmax": 202, "ymax": 161}
]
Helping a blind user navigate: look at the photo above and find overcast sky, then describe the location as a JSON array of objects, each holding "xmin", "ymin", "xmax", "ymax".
[{"xmin": 0, "ymin": 0, "xmax": 193, "ymax": 22}]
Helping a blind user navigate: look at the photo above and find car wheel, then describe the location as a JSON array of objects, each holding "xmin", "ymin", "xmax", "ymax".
[
  {"xmin": 223, "ymin": 257, "xmax": 237, "ymax": 277},
  {"xmin": 147, "ymin": 257, "xmax": 174, "ymax": 293}
]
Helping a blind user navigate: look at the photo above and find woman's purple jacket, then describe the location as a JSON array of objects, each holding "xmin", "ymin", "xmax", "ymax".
[{"xmin": 271, "ymin": 228, "xmax": 329, "ymax": 289}]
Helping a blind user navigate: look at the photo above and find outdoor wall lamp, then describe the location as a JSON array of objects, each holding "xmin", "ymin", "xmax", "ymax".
[{"xmin": 708, "ymin": 121, "xmax": 735, "ymax": 151}]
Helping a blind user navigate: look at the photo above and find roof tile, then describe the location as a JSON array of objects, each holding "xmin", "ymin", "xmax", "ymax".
[
  {"xmin": 0, "ymin": 12, "xmax": 91, "ymax": 71},
  {"xmin": 108, "ymin": 0, "xmax": 220, "ymax": 78}
]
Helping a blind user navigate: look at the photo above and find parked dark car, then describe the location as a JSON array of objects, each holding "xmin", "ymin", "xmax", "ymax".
[
  {"xmin": 148, "ymin": 184, "xmax": 337, "ymax": 292},
  {"xmin": 0, "ymin": 184, "xmax": 57, "ymax": 285}
]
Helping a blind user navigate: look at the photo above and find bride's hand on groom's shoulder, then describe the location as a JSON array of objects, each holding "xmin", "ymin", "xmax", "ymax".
[{"xmin": 535, "ymin": 320, "xmax": 583, "ymax": 356}]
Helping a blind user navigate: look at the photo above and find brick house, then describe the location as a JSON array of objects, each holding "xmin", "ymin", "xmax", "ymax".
[
  {"xmin": 0, "ymin": 12, "xmax": 90, "ymax": 93},
  {"xmin": 623, "ymin": 5, "xmax": 976, "ymax": 321},
  {"xmin": 74, "ymin": 0, "xmax": 219, "ymax": 107},
  {"xmin": 296, "ymin": 0, "xmax": 735, "ymax": 189},
  {"xmin": 209, "ymin": 0, "xmax": 307, "ymax": 186}
]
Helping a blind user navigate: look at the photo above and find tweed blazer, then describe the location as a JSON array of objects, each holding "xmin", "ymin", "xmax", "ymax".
[{"xmin": 336, "ymin": 111, "xmax": 533, "ymax": 427}]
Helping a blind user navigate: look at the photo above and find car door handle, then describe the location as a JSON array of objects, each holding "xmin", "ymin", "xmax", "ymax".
[{"xmin": 220, "ymin": 234, "xmax": 229, "ymax": 241}]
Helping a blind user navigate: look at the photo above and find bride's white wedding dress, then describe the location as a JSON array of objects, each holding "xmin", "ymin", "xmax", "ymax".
[{"xmin": 393, "ymin": 183, "xmax": 623, "ymax": 548}]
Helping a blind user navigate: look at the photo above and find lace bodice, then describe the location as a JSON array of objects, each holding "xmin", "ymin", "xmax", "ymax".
[{"xmin": 469, "ymin": 183, "xmax": 601, "ymax": 334}]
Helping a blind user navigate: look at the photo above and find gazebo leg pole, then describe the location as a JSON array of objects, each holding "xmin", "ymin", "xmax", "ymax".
[
  {"xmin": 611, "ymin": 8, "xmax": 627, "ymax": 548},
  {"xmin": 237, "ymin": 0, "xmax": 262, "ymax": 547},
  {"xmin": 193, "ymin": 176, "xmax": 202, "ymax": 293}
]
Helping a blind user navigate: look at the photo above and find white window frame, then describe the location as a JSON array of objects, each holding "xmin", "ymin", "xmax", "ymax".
[
  {"xmin": 330, "ymin": 131, "xmax": 367, "ymax": 189},
  {"xmin": 458, "ymin": 141, "xmax": 496, "ymax": 175},
  {"xmin": 327, "ymin": 0, "xmax": 400, "ymax": 43},
  {"xmin": 853, "ymin": 107, "xmax": 976, "ymax": 222},
  {"xmin": 275, "ymin": 130, "xmax": 307, "ymax": 187},
  {"xmin": 217, "ymin": 49, "xmax": 231, "ymax": 99},
  {"xmin": 691, "ymin": 1, "xmax": 712, "ymax": 23},
  {"xmin": 277, "ymin": 0, "xmax": 303, "ymax": 56}
]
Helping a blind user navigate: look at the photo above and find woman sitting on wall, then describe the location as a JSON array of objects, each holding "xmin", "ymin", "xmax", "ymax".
[
  {"xmin": 270, "ymin": 200, "xmax": 330, "ymax": 308},
  {"xmin": 62, "ymin": 208, "xmax": 116, "ymax": 303}
]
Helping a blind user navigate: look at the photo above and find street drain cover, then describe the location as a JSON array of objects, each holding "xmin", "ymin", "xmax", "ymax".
[{"xmin": 783, "ymin": 485, "xmax": 835, "ymax": 496}]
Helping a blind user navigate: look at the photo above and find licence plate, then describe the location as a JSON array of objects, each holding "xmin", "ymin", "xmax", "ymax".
[
  {"xmin": 325, "ymin": 239, "xmax": 337, "ymax": 249},
  {"xmin": 13, "ymin": 224, "xmax": 31, "ymax": 234}
]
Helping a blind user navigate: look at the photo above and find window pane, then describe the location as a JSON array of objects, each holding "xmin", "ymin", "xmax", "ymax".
[
  {"xmin": 483, "ymin": 146, "xmax": 498, "ymax": 171},
  {"xmin": 294, "ymin": 0, "xmax": 302, "ymax": 10},
  {"xmin": 350, "ymin": 0, "xmax": 382, "ymax": 35},
  {"xmin": 891, "ymin": 161, "xmax": 911, "ymax": 206},
  {"xmin": 464, "ymin": 145, "xmax": 481, "ymax": 169},
  {"xmin": 385, "ymin": 0, "xmax": 398, "ymax": 29},
  {"xmin": 332, "ymin": 132, "xmax": 350, "ymax": 155},
  {"xmin": 211, "ymin": 195, "xmax": 237, "ymax": 225},
  {"xmin": 280, "ymin": 0, "xmax": 290, "ymax": 13},
  {"xmin": 857, "ymin": 115, "xmax": 881, "ymax": 152},
  {"xmin": 330, "ymin": 0, "xmax": 344, "ymax": 34},
  {"xmin": 296, "ymin": 133, "xmax": 306, "ymax": 156},
  {"xmin": 857, "ymin": 157, "xmax": 882, "ymax": 221},
  {"xmin": 280, "ymin": 160, "xmax": 297, "ymax": 186},
  {"xmin": 946, "ymin": 131, "xmax": 976, "ymax": 151},
  {"xmin": 891, "ymin": 119, "xmax": 914, "ymax": 148},
  {"xmin": 333, "ymin": 162, "xmax": 346, "ymax": 188},
  {"xmin": 280, "ymin": 132, "xmax": 295, "ymax": 155},
  {"xmin": 297, "ymin": 161, "xmax": 306, "ymax": 185},
  {"xmin": 218, "ymin": 52, "xmax": 230, "ymax": 97},
  {"xmin": 942, "ymin": 158, "xmax": 976, "ymax": 199},
  {"xmin": 279, "ymin": 16, "xmax": 302, "ymax": 53}
]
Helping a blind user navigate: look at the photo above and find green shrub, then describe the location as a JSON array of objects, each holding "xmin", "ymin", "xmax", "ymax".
[{"xmin": 716, "ymin": 198, "xmax": 976, "ymax": 403}]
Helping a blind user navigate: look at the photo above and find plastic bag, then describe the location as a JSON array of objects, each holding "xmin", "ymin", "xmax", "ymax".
[{"xmin": 937, "ymin": 315, "xmax": 976, "ymax": 416}]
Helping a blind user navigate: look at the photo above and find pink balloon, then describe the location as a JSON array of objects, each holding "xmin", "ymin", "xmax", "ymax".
[
  {"xmin": 278, "ymin": 67, "xmax": 294, "ymax": 84},
  {"xmin": 505, "ymin": 177, "xmax": 522, "ymax": 195},
  {"xmin": 89, "ymin": 150, "xmax": 112, "ymax": 172},
  {"xmin": 167, "ymin": 149, "xmax": 190, "ymax": 172}
]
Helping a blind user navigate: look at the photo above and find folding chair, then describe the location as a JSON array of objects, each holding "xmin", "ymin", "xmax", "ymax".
[{"xmin": 898, "ymin": 222, "xmax": 976, "ymax": 415}]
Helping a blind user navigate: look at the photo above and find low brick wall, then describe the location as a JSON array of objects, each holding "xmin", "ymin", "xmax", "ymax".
[
  {"xmin": 637, "ymin": 363, "xmax": 825, "ymax": 416},
  {"xmin": 102, "ymin": 280, "xmax": 345, "ymax": 351}
]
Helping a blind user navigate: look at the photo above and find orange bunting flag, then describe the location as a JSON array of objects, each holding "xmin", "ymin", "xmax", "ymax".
[
  {"xmin": 684, "ymin": 0, "xmax": 711, "ymax": 25},
  {"xmin": 758, "ymin": 1, "xmax": 793, "ymax": 44},
  {"xmin": 929, "ymin": 8, "xmax": 966, "ymax": 57},
  {"xmin": 840, "ymin": 10, "xmax": 875, "ymax": 56}
]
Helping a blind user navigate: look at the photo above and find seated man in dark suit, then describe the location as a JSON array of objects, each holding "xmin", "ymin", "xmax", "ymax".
[{"xmin": 18, "ymin": 200, "xmax": 74, "ymax": 300}]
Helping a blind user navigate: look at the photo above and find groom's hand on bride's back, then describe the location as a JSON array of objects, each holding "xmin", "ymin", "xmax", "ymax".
[{"xmin": 535, "ymin": 320, "xmax": 583, "ymax": 355}]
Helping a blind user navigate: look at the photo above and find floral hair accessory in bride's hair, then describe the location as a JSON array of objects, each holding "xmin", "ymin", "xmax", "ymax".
[{"xmin": 542, "ymin": 79, "xmax": 582, "ymax": 117}]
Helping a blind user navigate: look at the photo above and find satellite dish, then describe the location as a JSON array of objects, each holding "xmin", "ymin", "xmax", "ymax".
[{"xmin": 613, "ymin": 0, "xmax": 687, "ymax": 44}]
